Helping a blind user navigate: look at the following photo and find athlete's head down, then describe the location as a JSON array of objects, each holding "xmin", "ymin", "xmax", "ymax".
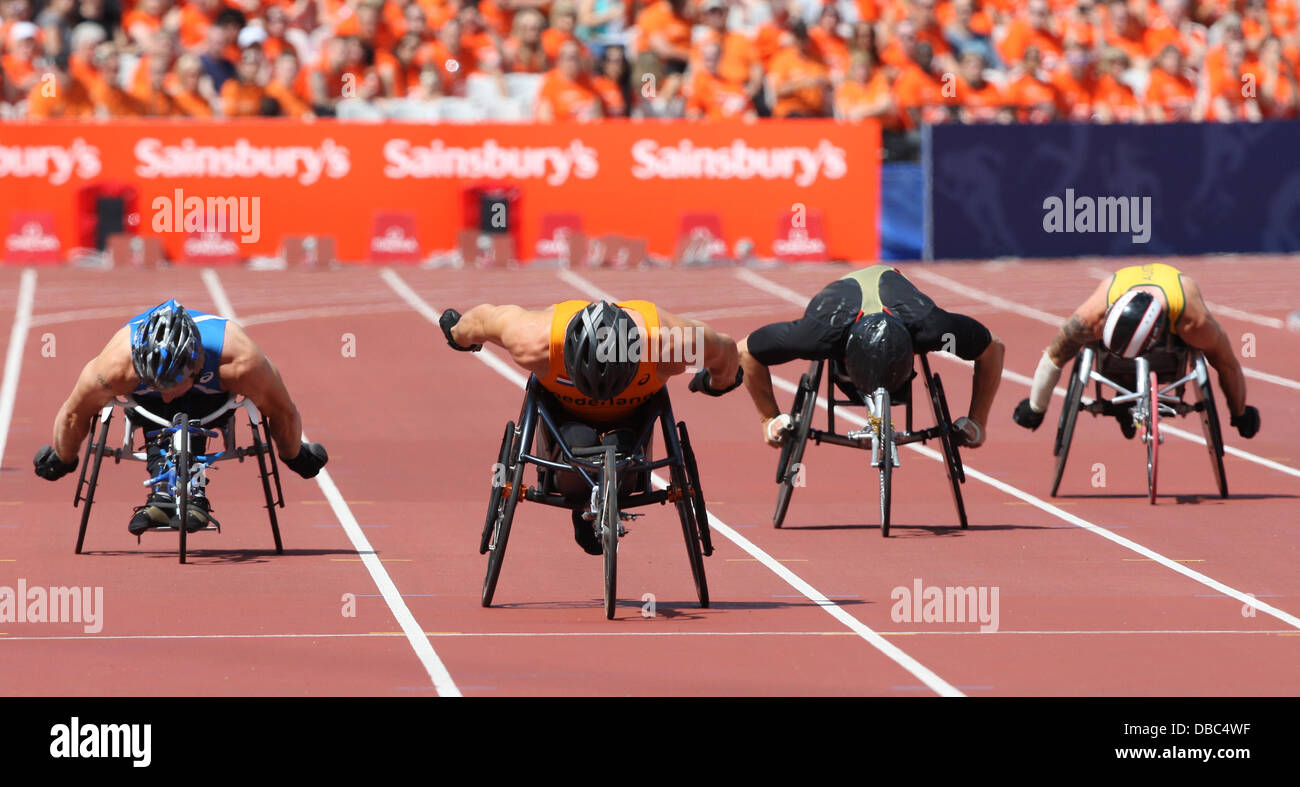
[
  {"xmin": 1103, "ymin": 290, "xmax": 1167, "ymax": 359},
  {"xmin": 131, "ymin": 299, "xmax": 204, "ymax": 391},
  {"xmin": 843, "ymin": 311, "xmax": 913, "ymax": 396},
  {"xmin": 563, "ymin": 300, "xmax": 640, "ymax": 400}
]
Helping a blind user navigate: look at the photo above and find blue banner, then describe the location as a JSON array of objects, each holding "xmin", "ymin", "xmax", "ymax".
[{"xmin": 925, "ymin": 121, "xmax": 1300, "ymax": 260}]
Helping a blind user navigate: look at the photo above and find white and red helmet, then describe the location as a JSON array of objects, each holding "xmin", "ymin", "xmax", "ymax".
[{"xmin": 1102, "ymin": 290, "xmax": 1167, "ymax": 359}]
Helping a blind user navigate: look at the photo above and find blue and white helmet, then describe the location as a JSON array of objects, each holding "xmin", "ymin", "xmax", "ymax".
[{"xmin": 131, "ymin": 299, "xmax": 203, "ymax": 390}]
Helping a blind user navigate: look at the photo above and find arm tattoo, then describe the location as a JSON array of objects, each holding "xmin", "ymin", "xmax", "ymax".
[
  {"xmin": 96, "ymin": 373, "xmax": 113, "ymax": 390},
  {"xmin": 1049, "ymin": 315, "xmax": 1092, "ymax": 360}
]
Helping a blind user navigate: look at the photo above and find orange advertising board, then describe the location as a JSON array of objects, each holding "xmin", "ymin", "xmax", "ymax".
[{"xmin": 0, "ymin": 119, "xmax": 880, "ymax": 262}]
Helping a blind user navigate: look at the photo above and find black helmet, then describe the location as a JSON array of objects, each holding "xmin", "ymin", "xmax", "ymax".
[
  {"xmin": 1102, "ymin": 289, "xmax": 1167, "ymax": 359},
  {"xmin": 563, "ymin": 301, "xmax": 640, "ymax": 401},
  {"xmin": 131, "ymin": 299, "xmax": 204, "ymax": 390},
  {"xmin": 843, "ymin": 311, "xmax": 913, "ymax": 396}
]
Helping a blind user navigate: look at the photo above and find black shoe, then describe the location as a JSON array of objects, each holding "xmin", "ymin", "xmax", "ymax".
[
  {"xmin": 129, "ymin": 494, "xmax": 175, "ymax": 535},
  {"xmin": 170, "ymin": 495, "xmax": 217, "ymax": 534},
  {"xmin": 571, "ymin": 510, "xmax": 603, "ymax": 555},
  {"xmin": 1117, "ymin": 413, "xmax": 1137, "ymax": 440}
]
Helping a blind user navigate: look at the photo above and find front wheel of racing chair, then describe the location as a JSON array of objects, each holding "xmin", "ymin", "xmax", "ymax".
[
  {"xmin": 481, "ymin": 420, "xmax": 525, "ymax": 608},
  {"xmin": 773, "ymin": 360, "xmax": 823, "ymax": 528},
  {"xmin": 1193, "ymin": 353, "xmax": 1229, "ymax": 498},
  {"xmin": 1051, "ymin": 348, "xmax": 1093, "ymax": 497},
  {"xmin": 874, "ymin": 388, "xmax": 893, "ymax": 537}
]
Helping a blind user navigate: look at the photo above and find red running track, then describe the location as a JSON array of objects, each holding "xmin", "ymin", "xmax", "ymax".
[{"xmin": 1, "ymin": 257, "xmax": 1296, "ymax": 696}]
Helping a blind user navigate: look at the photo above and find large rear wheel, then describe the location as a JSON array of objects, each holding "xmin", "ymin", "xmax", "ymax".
[
  {"xmin": 1051, "ymin": 353, "xmax": 1088, "ymax": 497},
  {"xmin": 600, "ymin": 448, "xmax": 619, "ymax": 620},
  {"xmin": 1195, "ymin": 356, "xmax": 1229, "ymax": 498},
  {"xmin": 774, "ymin": 368, "xmax": 818, "ymax": 528},
  {"xmin": 481, "ymin": 434, "xmax": 524, "ymax": 608}
]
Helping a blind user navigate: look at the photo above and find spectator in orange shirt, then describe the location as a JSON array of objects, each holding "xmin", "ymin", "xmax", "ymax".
[
  {"xmin": 221, "ymin": 45, "xmax": 270, "ymax": 116},
  {"xmin": 260, "ymin": 5, "xmax": 293, "ymax": 62},
  {"xmin": 1059, "ymin": 0, "xmax": 1103, "ymax": 50},
  {"xmin": 754, "ymin": 0, "xmax": 794, "ymax": 68},
  {"xmin": 408, "ymin": 62, "xmax": 444, "ymax": 100},
  {"xmin": 378, "ymin": 32, "xmax": 424, "ymax": 95},
  {"xmin": 905, "ymin": 0, "xmax": 956, "ymax": 70},
  {"xmin": 24, "ymin": 65, "xmax": 96, "ymax": 118},
  {"xmin": 66, "ymin": 21, "xmax": 106, "ymax": 87},
  {"xmin": 810, "ymin": 4, "xmax": 851, "ymax": 80},
  {"xmin": 134, "ymin": 47, "xmax": 180, "ymax": 115},
  {"xmin": 266, "ymin": 49, "xmax": 315, "ymax": 116},
  {"xmin": 1242, "ymin": 0, "xmax": 1272, "ymax": 48},
  {"xmin": 1005, "ymin": 44, "xmax": 1059, "ymax": 122},
  {"xmin": 892, "ymin": 39, "xmax": 955, "ymax": 128},
  {"xmin": 685, "ymin": 39, "xmax": 756, "ymax": 119},
  {"xmin": 172, "ymin": 53, "xmax": 214, "ymax": 116},
  {"xmin": 834, "ymin": 49, "xmax": 899, "ymax": 126},
  {"xmin": 879, "ymin": 19, "xmax": 919, "ymax": 66},
  {"xmin": 3, "ymin": 22, "xmax": 42, "ymax": 99},
  {"xmin": 503, "ymin": 9, "xmax": 549, "ymax": 73},
  {"xmin": 1144, "ymin": 43, "xmax": 1199, "ymax": 120},
  {"xmin": 1252, "ymin": 34, "xmax": 1298, "ymax": 117},
  {"xmin": 337, "ymin": 0, "xmax": 396, "ymax": 53},
  {"xmin": 1102, "ymin": 0, "xmax": 1150, "ymax": 68},
  {"xmin": 767, "ymin": 20, "xmax": 831, "ymax": 117},
  {"xmin": 590, "ymin": 42, "xmax": 631, "ymax": 117},
  {"xmin": 458, "ymin": 1, "xmax": 505, "ymax": 73},
  {"xmin": 1050, "ymin": 41, "xmax": 1097, "ymax": 121},
  {"xmin": 88, "ymin": 44, "xmax": 144, "ymax": 117},
  {"xmin": 130, "ymin": 30, "xmax": 177, "ymax": 99},
  {"xmin": 542, "ymin": 0, "xmax": 581, "ymax": 60},
  {"xmin": 944, "ymin": 0, "xmax": 1001, "ymax": 68},
  {"xmin": 635, "ymin": 0, "xmax": 692, "ymax": 108},
  {"xmin": 397, "ymin": 2, "xmax": 430, "ymax": 39},
  {"xmin": 1144, "ymin": 0, "xmax": 1207, "ymax": 62},
  {"xmin": 123, "ymin": 0, "xmax": 178, "ymax": 49},
  {"xmin": 179, "ymin": 0, "xmax": 221, "ymax": 50},
  {"xmin": 693, "ymin": 0, "xmax": 761, "ymax": 98},
  {"xmin": 536, "ymin": 39, "xmax": 603, "ymax": 121},
  {"xmin": 1092, "ymin": 47, "xmax": 1145, "ymax": 122},
  {"xmin": 423, "ymin": 16, "xmax": 477, "ymax": 95},
  {"xmin": 1209, "ymin": 35, "xmax": 1259, "ymax": 121},
  {"xmin": 35, "ymin": 0, "xmax": 77, "ymax": 64},
  {"xmin": 998, "ymin": 0, "xmax": 1064, "ymax": 67},
  {"xmin": 956, "ymin": 49, "xmax": 1011, "ymax": 123}
]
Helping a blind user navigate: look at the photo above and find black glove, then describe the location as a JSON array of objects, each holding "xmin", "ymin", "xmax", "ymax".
[
  {"xmin": 439, "ymin": 309, "xmax": 481, "ymax": 352},
  {"xmin": 1012, "ymin": 398, "xmax": 1045, "ymax": 431},
  {"xmin": 34, "ymin": 445, "xmax": 77, "ymax": 481},
  {"xmin": 688, "ymin": 366, "xmax": 743, "ymax": 397},
  {"xmin": 282, "ymin": 442, "xmax": 329, "ymax": 479},
  {"xmin": 1230, "ymin": 405, "xmax": 1259, "ymax": 439}
]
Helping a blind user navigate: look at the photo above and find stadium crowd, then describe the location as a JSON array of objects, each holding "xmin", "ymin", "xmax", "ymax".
[{"xmin": 1, "ymin": 0, "xmax": 1298, "ymax": 129}]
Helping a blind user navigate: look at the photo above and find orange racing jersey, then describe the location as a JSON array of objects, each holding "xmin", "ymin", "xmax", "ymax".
[{"xmin": 539, "ymin": 300, "xmax": 668, "ymax": 423}]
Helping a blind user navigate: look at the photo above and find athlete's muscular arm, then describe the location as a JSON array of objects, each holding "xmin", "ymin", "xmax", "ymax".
[
  {"xmin": 655, "ymin": 309, "xmax": 739, "ymax": 386},
  {"xmin": 450, "ymin": 304, "xmax": 551, "ymax": 372},
  {"xmin": 1047, "ymin": 280, "xmax": 1109, "ymax": 367},
  {"xmin": 738, "ymin": 335, "xmax": 782, "ymax": 421},
  {"xmin": 220, "ymin": 324, "xmax": 305, "ymax": 460},
  {"xmin": 1177, "ymin": 277, "xmax": 1248, "ymax": 417},
  {"xmin": 968, "ymin": 334, "xmax": 1004, "ymax": 431},
  {"xmin": 51, "ymin": 328, "xmax": 135, "ymax": 462}
]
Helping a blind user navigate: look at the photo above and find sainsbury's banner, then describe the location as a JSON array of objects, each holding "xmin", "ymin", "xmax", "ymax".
[{"xmin": 0, "ymin": 120, "xmax": 879, "ymax": 263}]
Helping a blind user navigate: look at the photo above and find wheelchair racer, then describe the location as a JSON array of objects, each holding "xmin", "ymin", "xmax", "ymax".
[
  {"xmin": 739, "ymin": 264, "xmax": 1005, "ymax": 448},
  {"xmin": 440, "ymin": 299, "xmax": 740, "ymax": 554},
  {"xmin": 1011, "ymin": 262, "xmax": 1260, "ymax": 439},
  {"xmin": 33, "ymin": 300, "xmax": 330, "ymax": 534}
]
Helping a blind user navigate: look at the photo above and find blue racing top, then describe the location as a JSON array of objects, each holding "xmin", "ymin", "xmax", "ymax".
[{"xmin": 125, "ymin": 302, "xmax": 228, "ymax": 397}]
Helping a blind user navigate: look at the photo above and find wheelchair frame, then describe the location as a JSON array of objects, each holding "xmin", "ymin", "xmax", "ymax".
[
  {"xmin": 73, "ymin": 394, "xmax": 285, "ymax": 563},
  {"xmin": 479, "ymin": 375, "xmax": 713, "ymax": 619},
  {"xmin": 1051, "ymin": 341, "xmax": 1228, "ymax": 503},
  {"xmin": 773, "ymin": 354, "xmax": 968, "ymax": 536}
]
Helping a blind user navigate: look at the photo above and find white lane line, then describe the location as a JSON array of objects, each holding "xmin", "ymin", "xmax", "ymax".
[
  {"xmin": 238, "ymin": 303, "xmax": 412, "ymax": 327},
  {"xmin": 30, "ymin": 306, "xmax": 132, "ymax": 327},
  {"xmin": 907, "ymin": 266, "xmax": 1300, "ymax": 391},
  {"xmin": 1, "ymin": 629, "xmax": 1292, "ymax": 642},
  {"xmin": 0, "ymin": 269, "xmax": 36, "ymax": 469},
  {"xmin": 203, "ymin": 268, "xmax": 462, "ymax": 698},
  {"xmin": 385, "ymin": 268, "xmax": 964, "ymax": 697},
  {"xmin": 557, "ymin": 268, "xmax": 619, "ymax": 302},
  {"xmin": 735, "ymin": 269, "xmax": 1300, "ymax": 629},
  {"xmin": 1204, "ymin": 301, "xmax": 1284, "ymax": 330},
  {"xmin": 551, "ymin": 268, "xmax": 964, "ymax": 697}
]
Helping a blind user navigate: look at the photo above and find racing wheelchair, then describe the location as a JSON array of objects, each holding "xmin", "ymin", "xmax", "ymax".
[
  {"xmin": 773, "ymin": 354, "xmax": 968, "ymax": 536},
  {"xmin": 73, "ymin": 393, "xmax": 285, "ymax": 563},
  {"xmin": 480, "ymin": 376, "xmax": 714, "ymax": 620},
  {"xmin": 1051, "ymin": 337, "xmax": 1228, "ymax": 504}
]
